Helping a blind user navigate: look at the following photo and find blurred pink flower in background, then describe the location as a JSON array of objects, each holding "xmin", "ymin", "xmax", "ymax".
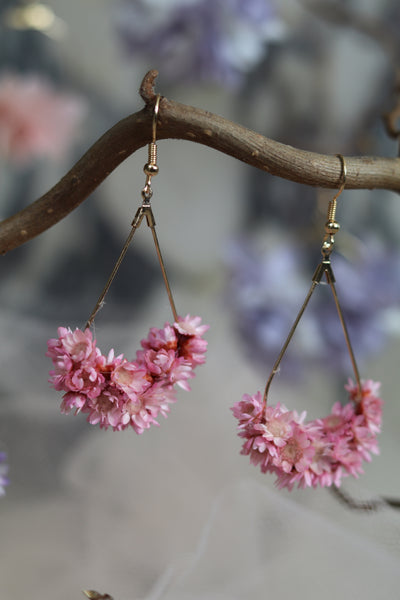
[{"xmin": 0, "ymin": 72, "xmax": 87, "ymax": 164}]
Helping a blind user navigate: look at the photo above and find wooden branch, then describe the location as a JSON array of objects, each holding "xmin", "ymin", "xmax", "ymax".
[{"xmin": 1, "ymin": 69, "xmax": 400, "ymax": 255}]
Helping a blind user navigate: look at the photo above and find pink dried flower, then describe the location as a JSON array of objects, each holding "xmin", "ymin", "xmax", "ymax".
[
  {"xmin": 141, "ymin": 323, "xmax": 177, "ymax": 351},
  {"xmin": 60, "ymin": 392, "xmax": 86, "ymax": 415},
  {"xmin": 232, "ymin": 391, "xmax": 265, "ymax": 428},
  {"xmin": 174, "ymin": 314, "xmax": 210, "ymax": 337},
  {"xmin": 261, "ymin": 403, "xmax": 294, "ymax": 447},
  {"xmin": 0, "ymin": 72, "xmax": 86, "ymax": 164},
  {"xmin": 111, "ymin": 361, "xmax": 150, "ymax": 397},
  {"xmin": 47, "ymin": 315, "xmax": 208, "ymax": 433},
  {"xmin": 232, "ymin": 379, "xmax": 382, "ymax": 490},
  {"xmin": 275, "ymin": 427, "xmax": 315, "ymax": 474}
]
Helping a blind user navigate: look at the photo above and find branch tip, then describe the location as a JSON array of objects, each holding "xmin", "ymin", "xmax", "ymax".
[{"xmin": 139, "ymin": 69, "xmax": 159, "ymax": 105}]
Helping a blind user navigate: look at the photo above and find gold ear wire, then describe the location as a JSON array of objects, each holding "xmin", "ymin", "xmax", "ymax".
[
  {"xmin": 333, "ymin": 153, "xmax": 347, "ymax": 201},
  {"xmin": 152, "ymin": 93, "xmax": 161, "ymax": 144},
  {"xmin": 85, "ymin": 93, "xmax": 178, "ymax": 329},
  {"xmin": 142, "ymin": 94, "xmax": 161, "ymax": 200},
  {"xmin": 322, "ymin": 154, "xmax": 347, "ymax": 260},
  {"xmin": 263, "ymin": 152, "xmax": 361, "ymax": 403}
]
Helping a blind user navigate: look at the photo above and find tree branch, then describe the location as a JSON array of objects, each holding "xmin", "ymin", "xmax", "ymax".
[{"xmin": 1, "ymin": 69, "xmax": 399, "ymax": 255}]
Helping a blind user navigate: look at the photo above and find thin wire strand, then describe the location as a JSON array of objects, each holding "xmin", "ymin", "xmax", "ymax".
[
  {"xmin": 149, "ymin": 222, "xmax": 178, "ymax": 322},
  {"xmin": 152, "ymin": 94, "xmax": 161, "ymax": 143},
  {"xmin": 263, "ymin": 261, "xmax": 362, "ymax": 403},
  {"xmin": 332, "ymin": 153, "xmax": 347, "ymax": 204},
  {"xmin": 84, "ymin": 225, "xmax": 139, "ymax": 329},
  {"xmin": 327, "ymin": 272, "xmax": 362, "ymax": 395},
  {"xmin": 263, "ymin": 280, "xmax": 318, "ymax": 402}
]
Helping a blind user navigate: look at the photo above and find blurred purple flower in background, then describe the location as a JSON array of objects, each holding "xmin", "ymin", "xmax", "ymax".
[
  {"xmin": 225, "ymin": 236, "xmax": 400, "ymax": 380},
  {"xmin": 0, "ymin": 452, "xmax": 9, "ymax": 496},
  {"xmin": 114, "ymin": 0, "xmax": 284, "ymax": 88}
]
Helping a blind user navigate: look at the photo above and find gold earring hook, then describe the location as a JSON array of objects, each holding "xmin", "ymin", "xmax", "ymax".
[
  {"xmin": 332, "ymin": 153, "xmax": 347, "ymax": 203},
  {"xmin": 327, "ymin": 154, "xmax": 347, "ymax": 222},
  {"xmin": 321, "ymin": 154, "xmax": 347, "ymax": 260},
  {"xmin": 84, "ymin": 92, "xmax": 178, "ymax": 328},
  {"xmin": 263, "ymin": 151, "xmax": 361, "ymax": 403},
  {"xmin": 152, "ymin": 94, "xmax": 161, "ymax": 144},
  {"xmin": 142, "ymin": 95, "xmax": 161, "ymax": 200}
]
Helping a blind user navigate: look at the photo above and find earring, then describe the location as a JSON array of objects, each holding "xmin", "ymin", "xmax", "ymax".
[
  {"xmin": 232, "ymin": 155, "xmax": 383, "ymax": 490},
  {"xmin": 47, "ymin": 95, "xmax": 208, "ymax": 433}
]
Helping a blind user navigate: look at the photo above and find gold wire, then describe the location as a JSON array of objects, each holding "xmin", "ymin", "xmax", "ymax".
[
  {"xmin": 263, "ymin": 280, "xmax": 318, "ymax": 402},
  {"xmin": 148, "ymin": 217, "xmax": 178, "ymax": 322},
  {"xmin": 263, "ymin": 154, "xmax": 362, "ymax": 403},
  {"xmin": 147, "ymin": 142, "xmax": 157, "ymax": 167},
  {"xmin": 327, "ymin": 154, "xmax": 347, "ymax": 223},
  {"xmin": 326, "ymin": 272, "xmax": 362, "ymax": 395},
  {"xmin": 84, "ymin": 224, "xmax": 139, "ymax": 329},
  {"xmin": 85, "ymin": 92, "xmax": 178, "ymax": 329},
  {"xmin": 152, "ymin": 94, "xmax": 161, "ymax": 144}
]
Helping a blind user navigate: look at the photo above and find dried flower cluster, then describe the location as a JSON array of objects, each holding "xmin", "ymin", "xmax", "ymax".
[
  {"xmin": 47, "ymin": 315, "xmax": 208, "ymax": 433},
  {"xmin": 232, "ymin": 379, "xmax": 382, "ymax": 490}
]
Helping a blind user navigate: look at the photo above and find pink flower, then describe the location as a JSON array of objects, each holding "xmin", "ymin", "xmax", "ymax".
[
  {"xmin": 47, "ymin": 314, "xmax": 208, "ymax": 434},
  {"xmin": 231, "ymin": 391, "xmax": 265, "ymax": 428},
  {"xmin": 0, "ymin": 72, "xmax": 87, "ymax": 164},
  {"xmin": 331, "ymin": 437, "xmax": 364, "ymax": 478},
  {"xmin": 320, "ymin": 401, "xmax": 355, "ymax": 437},
  {"xmin": 46, "ymin": 327, "xmax": 97, "ymax": 365},
  {"xmin": 232, "ymin": 378, "xmax": 382, "ymax": 491},
  {"xmin": 140, "ymin": 383, "xmax": 177, "ymax": 420},
  {"xmin": 175, "ymin": 315, "xmax": 210, "ymax": 337},
  {"xmin": 60, "ymin": 392, "xmax": 86, "ymax": 415},
  {"xmin": 275, "ymin": 427, "xmax": 315, "ymax": 474},
  {"xmin": 60, "ymin": 328, "xmax": 97, "ymax": 362},
  {"xmin": 345, "ymin": 378, "xmax": 381, "ymax": 402},
  {"xmin": 262, "ymin": 403, "xmax": 293, "ymax": 447},
  {"xmin": 111, "ymin": 361, "xmax": 150, "ymax": 398},
  {"xmin": 66, "ymin": 363, "xmax": 105, "ymax": 399},
  {"xmin": 180, "ymin": 336, "xmax": 209, "ymax": 366},
  {"xmin": 139, "ymin": 348, "xmax": 175, "ymax": 376},
  {"xmin": 141, "ymin": 323, "xmax": 177, "ymax": 351},
  {"xmin": 84, "ymin": 391, "xmax": 122, "ymax": 429}
]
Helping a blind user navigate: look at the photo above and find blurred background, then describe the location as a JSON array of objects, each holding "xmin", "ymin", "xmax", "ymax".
[{"xmin": 0, "ymin": 0, "xmax": 400, "ymax": 598}]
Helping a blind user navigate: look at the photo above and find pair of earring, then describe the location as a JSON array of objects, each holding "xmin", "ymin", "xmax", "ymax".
[
  {"xmin": 232, "ymin": 155, "xmax": 383, "ymax": 491},
  {"xmin": 46, "ymin": 95, "xmax": 209, "ymax": 434},
  {"xmin": 47, "ymin": 100, "xmax": 382, "ymax": 493}
]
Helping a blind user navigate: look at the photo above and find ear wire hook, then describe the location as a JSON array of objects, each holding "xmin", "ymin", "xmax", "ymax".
[
  {"xmin": 152, "ymin": 93, "xmax": 161, "ymax": 144},
  {"xmin": 142, "ymin": 94, "xmax": 161, "ymax": 201},
  {"xmin": 263, "ymin": 154, "xmax": 361, "ymax": 403},
  {"xmin": 321, "ymin": 153, "xmax": 346, "ymax": 260},
  {"xmin": 85, "ymin": 93, "xmax": 178, "ymax": 329}
]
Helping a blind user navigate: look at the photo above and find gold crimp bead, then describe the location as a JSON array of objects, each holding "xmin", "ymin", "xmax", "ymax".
[
  {"xmin": 325, "ymin": 221, "xmax": 340, "ymax": 235},
  {"xmin": 144, "ymin": 163, "xmax": 159, "ymax": 176},
  {"xmin": 144, "ymin": 142, "xmax": 159, "ymax": 176}
]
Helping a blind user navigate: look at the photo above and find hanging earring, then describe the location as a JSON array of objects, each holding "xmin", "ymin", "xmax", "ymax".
[
  {"xmin": 232, "ymin": 155, "xmax": 383, "ymax": 490},
  {"xmin": 47, "ymin": 95, "xmax": 208, "ymax": 433}
]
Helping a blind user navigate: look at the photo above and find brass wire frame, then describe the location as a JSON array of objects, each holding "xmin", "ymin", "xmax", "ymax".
[
  {"xmin": 85, "ymin": 95, "xmax": 178, "ymax": 329},
  {"xmin": 263, "ymin": 154, "xmax": 362, "ymax": 402}
]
